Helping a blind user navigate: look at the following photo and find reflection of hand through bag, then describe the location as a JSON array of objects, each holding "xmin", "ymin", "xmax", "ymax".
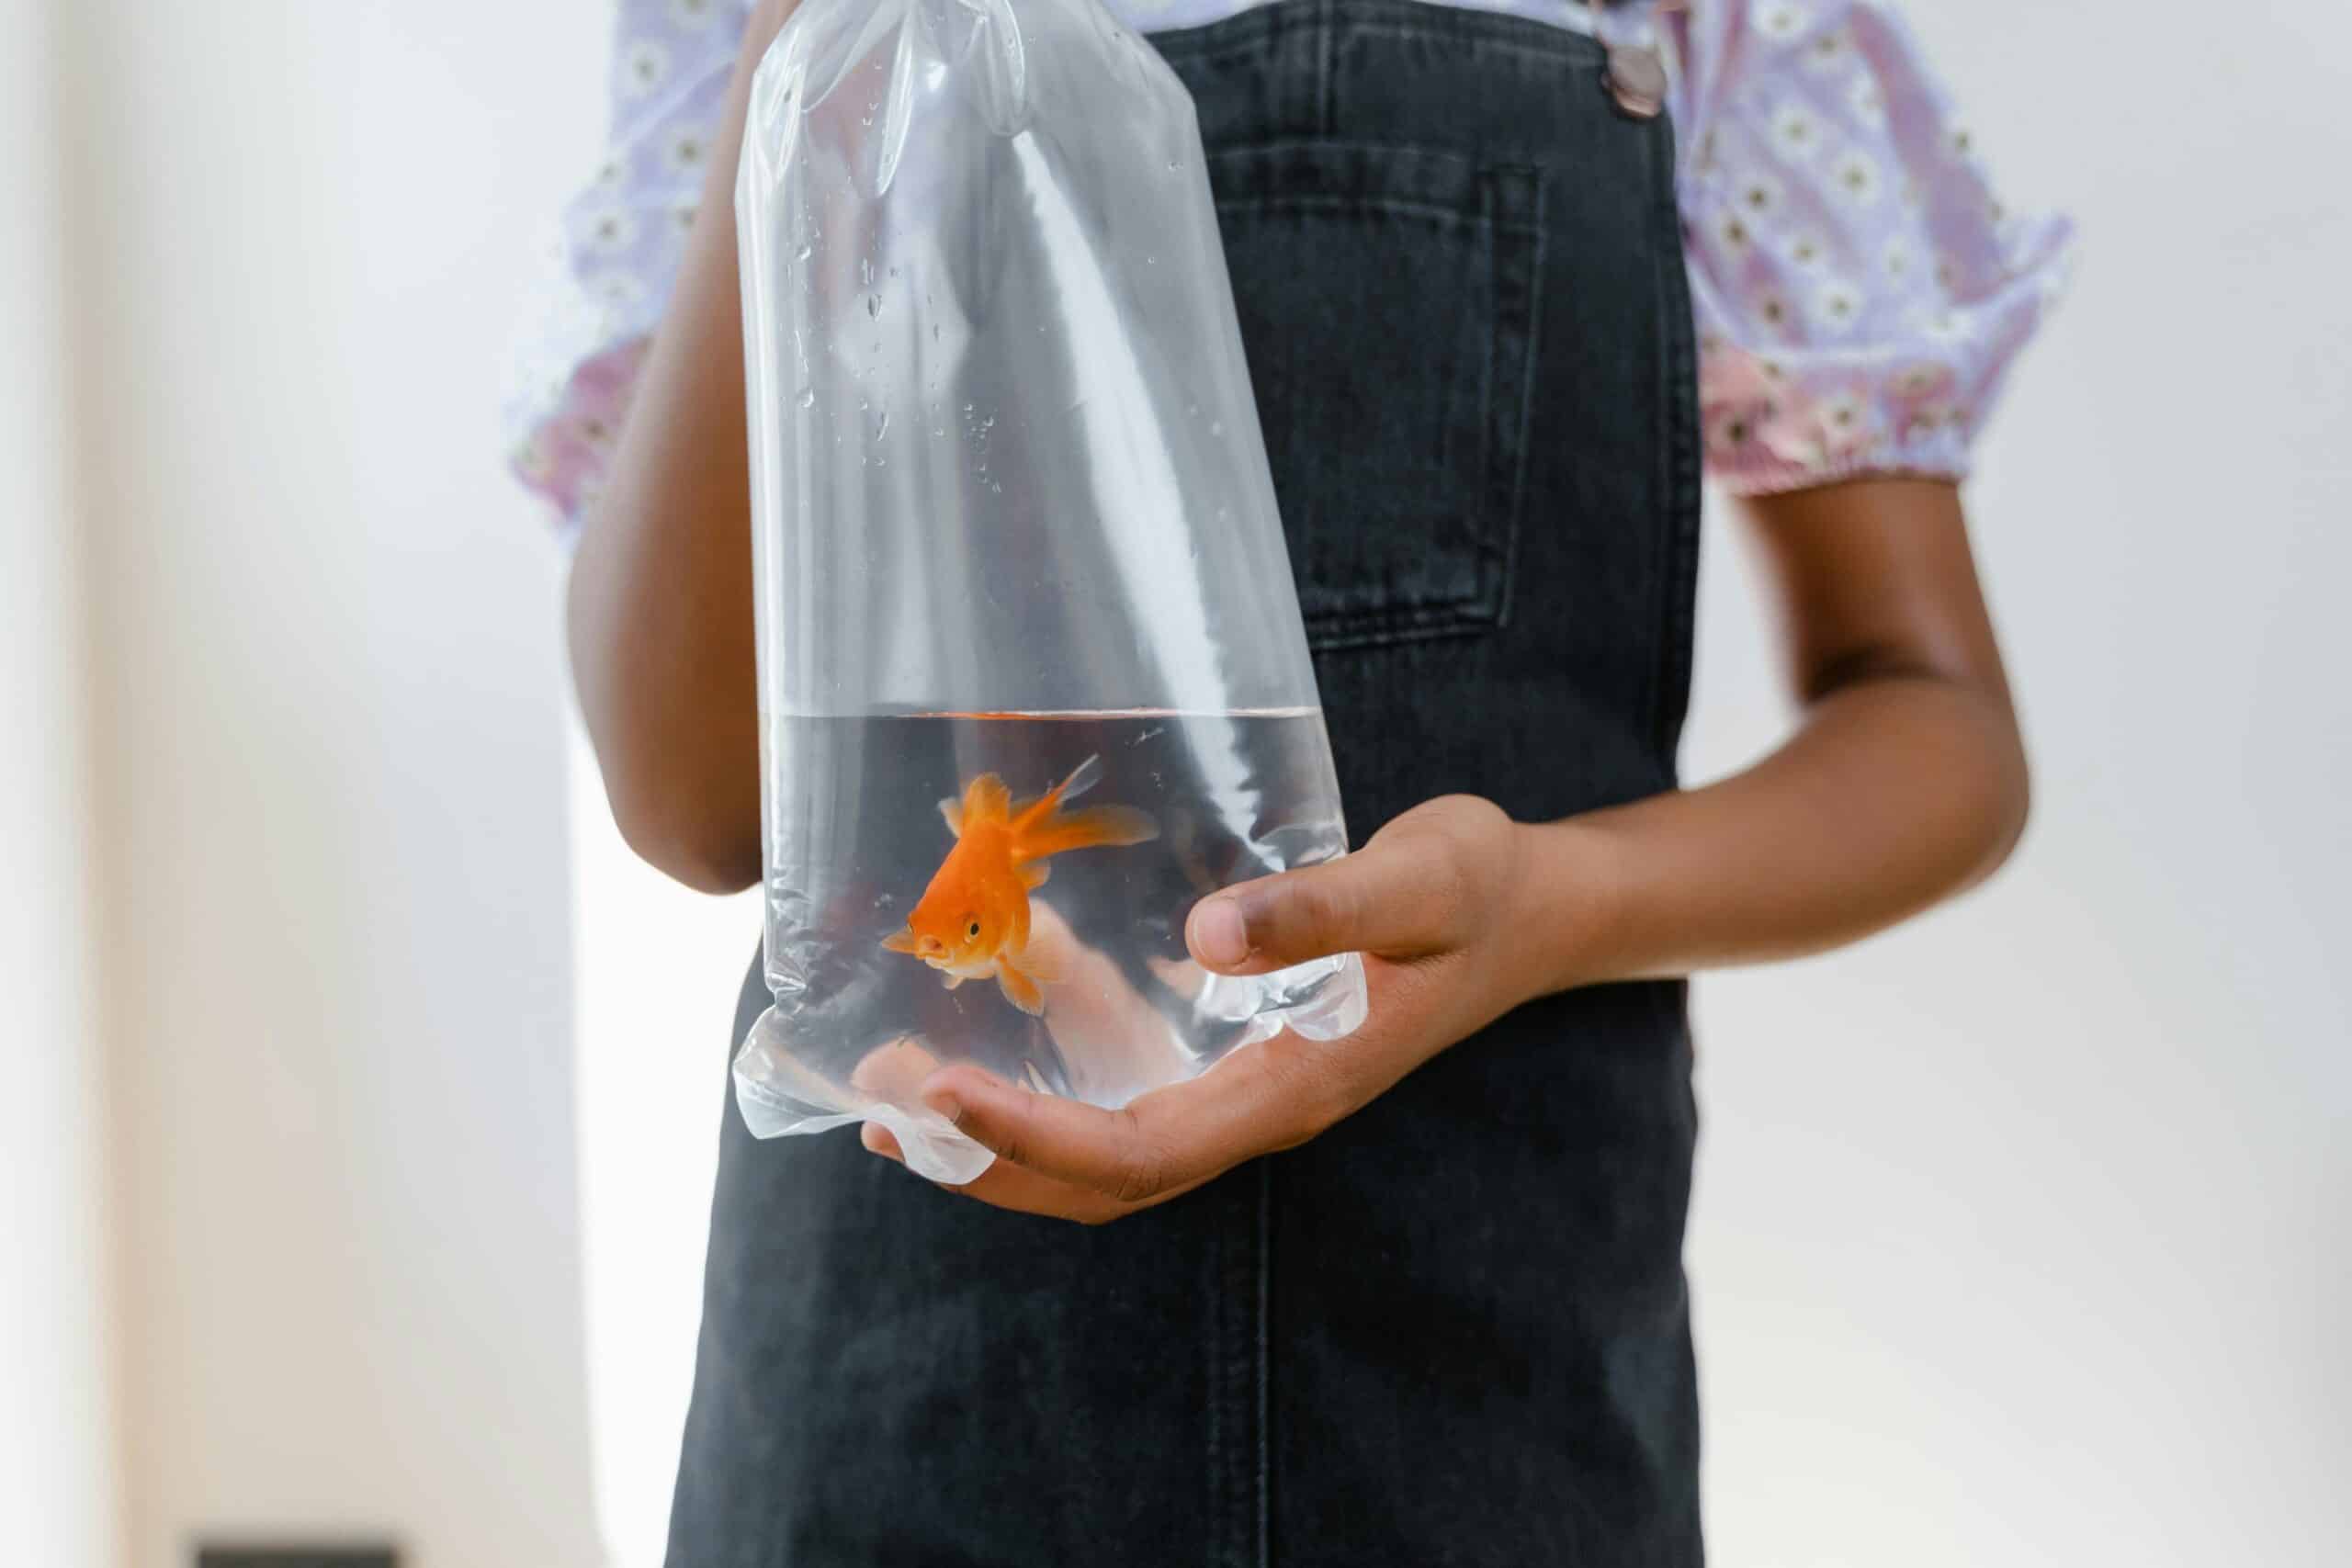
[{"xmin": 851, "ymin": 898, "xmax": 1205, "ymax": 1131}]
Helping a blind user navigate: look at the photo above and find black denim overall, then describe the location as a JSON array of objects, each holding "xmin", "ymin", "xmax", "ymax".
[{"xmin": 671, "ymin": 3, "xmax": 1702, "ymax": 1562}]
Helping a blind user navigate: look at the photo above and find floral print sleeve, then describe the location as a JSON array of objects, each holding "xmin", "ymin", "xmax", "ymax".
[
  {"xmin": 504, "ymin": 0, "xmax": 753, "ymax": 537},
  {"xmin": 507, "ymin": 0, "xmax": 2071, "ymax": 532},
  {"xmin": 1666, "ymin": 0, "xmax": 2071, "ymax": 494}
]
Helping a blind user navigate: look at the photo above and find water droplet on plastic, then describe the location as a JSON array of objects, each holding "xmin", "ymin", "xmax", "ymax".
[
  {"xmin": 1168, "ymin": 158, "xmax": 1180, "ymax": 173},
  {"xmin": 795, "ymin": 243, "xmax": 812, "ymax": 262},
  {"xmin": 989, "ymin": 480, "xmax": 1001, "ymax": 493},
  {"xmin": 1210, "ymin": 420, "xmax": 1224, "ymax": 435},
  {"xmin": 797, "ymin": 388, "xmax": 815, "ymax": 409},
  {"xmin": 867, "ymin": 293, "xmax": 880, "ymax": 318},
  {"xmin": 876, "ymin": 411, "xmax": 888, "ymax": 438},
  {"xmin": 861, "ymin": 258, "xmax": 872, "ymax": 285}
]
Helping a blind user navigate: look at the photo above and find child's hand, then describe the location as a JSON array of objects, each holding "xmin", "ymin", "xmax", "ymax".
[{"xmin": 861, "ymin": 795, "xmax": 1582, "ymax": 1223}]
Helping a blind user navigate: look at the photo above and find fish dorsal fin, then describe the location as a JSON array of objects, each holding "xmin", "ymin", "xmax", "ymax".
[
  {"xmin": 962, "ymin": 773, "xmax": 1012, "ymax": 827},
  {"xmin": 938, "ymin": 796, "xmax": 965, "ymax": 838}
]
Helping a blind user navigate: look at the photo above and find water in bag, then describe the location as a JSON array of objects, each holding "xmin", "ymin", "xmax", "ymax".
[{"xmin": 733, "ymin": 0, "xmax": 1366, "ymax": 1183}]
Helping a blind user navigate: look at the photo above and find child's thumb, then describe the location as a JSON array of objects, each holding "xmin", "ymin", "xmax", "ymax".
[{"xmin": 1184, "ymin": 836, "xmax": 1459, "ymax": 974}]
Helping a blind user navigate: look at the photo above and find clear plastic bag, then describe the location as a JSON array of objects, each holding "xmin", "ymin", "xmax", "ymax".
[{"xmin": 730, "ymin": 0, "xmax": 1367, "ymax": 1183}]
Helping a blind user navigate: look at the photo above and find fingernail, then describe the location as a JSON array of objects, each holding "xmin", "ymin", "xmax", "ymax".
[
  {"xmin": 860, "ymin": 1122, "xmax": 902, "ymax": 1161},
  {"xmin": 919, "ymin": 1085, "xmax": 965, "ymax": 1124},
  {"xmin": 1191, "ymin": 896, "xmax": 1250, "ymax": 968}
]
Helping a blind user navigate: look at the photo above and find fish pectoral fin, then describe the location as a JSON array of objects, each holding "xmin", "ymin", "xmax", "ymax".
[
  {"xmin": 995, "ymin": 959, "xmax": 1046, "ymax": 1016},
  {"xmin": 1020, "ymin": 861, "xmax": 1051, "ymax": 890},
  {"xmin": 938, "ymin": 796, "xmax": 965, "ymax": 838},
  {"xmin": 940, "ymin": 971, "xmax": 965, "ymax": 991},
  {"xmin": 880, "ymin": 929, "xmax": 920, "ymax": 954}
]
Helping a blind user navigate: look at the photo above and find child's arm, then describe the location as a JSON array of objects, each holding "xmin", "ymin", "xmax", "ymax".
[
  {"xmin": 1531, "ymin": 477, "xmax": 2029, "ymax": 980},
  {"xmin": 564, "ymin": 1, "xmax": 798, "ymax": 894},
  {"xmin": 880, "ymin": 479, "xmax": 2029, "ymax": 1222}
]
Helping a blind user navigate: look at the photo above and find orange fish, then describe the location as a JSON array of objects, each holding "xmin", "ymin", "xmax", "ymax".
[{"xmin": 881, "ymin": 754, "xmax": 1157, "ymax": 1016}]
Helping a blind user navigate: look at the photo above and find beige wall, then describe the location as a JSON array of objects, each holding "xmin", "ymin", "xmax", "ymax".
[
  {"xmin": 54, "ymin": 2, "xmax": 605, "ymax": 1565},
  {"xmin": 1, "ymin": 1, "xmax": 119, "ymax": 1564}
]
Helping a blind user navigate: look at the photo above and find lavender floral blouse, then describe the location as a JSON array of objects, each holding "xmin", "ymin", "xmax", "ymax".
[{"xmin": 506, "ymin": 0, "xmax": 2069, "ymax": 526}]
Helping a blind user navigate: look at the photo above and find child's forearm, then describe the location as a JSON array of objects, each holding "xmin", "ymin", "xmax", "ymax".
[
  {"xmin": 1513, "ymin": 479, "xmax": 2030, "ymax": 992},
  {"xmin": 1530, "ymin": 671, "xmax": 2028, "ymax": 989},
  {"xmin": 565, "ymin": 2, "xmax": 799, "ymax": 892}
]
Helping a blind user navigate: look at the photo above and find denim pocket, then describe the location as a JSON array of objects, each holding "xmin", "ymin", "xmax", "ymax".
[{"xmin": 1210, "ymin": 141, "xmax": 1544, "ymax": 650}]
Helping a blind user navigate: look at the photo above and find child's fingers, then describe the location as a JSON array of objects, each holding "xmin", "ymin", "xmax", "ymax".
[
  {"xmin": 916, "ymin": 1047, "xmax": 1329, "ymax": 1206},
  {"xmin": 1184, "ymin": 829, "xmax": 1463, "ymax": 974}
]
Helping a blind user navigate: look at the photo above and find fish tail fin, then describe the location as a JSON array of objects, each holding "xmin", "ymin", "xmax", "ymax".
[
  {"xmin": 1016, "ymin": 803, "xmax": 1160, "ymax": 862},
  {"xmin": 1011, "ymin": 753, "xmax": 1102, "ymax": 829}
]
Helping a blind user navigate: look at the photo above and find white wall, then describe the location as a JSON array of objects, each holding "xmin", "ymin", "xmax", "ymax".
[
  {"xmin": 1, "ymin": 1, "xmax": 120, "ymax": 1564},
  {"xmin": 60, "ymin": 3, "xmax": 607, "ymax": 1565},
  {"xmin": 567, "ymin": 746, "xmax": 750, "ymax": 1568},
  {"xmin": 1684, "ymin": 4, "xmax": 2352, "ymax": 1563}
]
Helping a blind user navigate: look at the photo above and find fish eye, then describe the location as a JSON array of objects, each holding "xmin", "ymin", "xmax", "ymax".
[{"xmin": 967, "ymin": 919, "xmax": 981, "ymax": 939}]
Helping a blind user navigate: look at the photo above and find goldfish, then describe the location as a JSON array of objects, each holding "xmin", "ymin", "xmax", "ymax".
[{"xmin": 881, "ymin": 754, "xmax": 1158, "ymax": 1016}]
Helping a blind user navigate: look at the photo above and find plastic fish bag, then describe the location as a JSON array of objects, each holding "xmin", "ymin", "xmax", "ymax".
[{"xmin": 730, "ymin": 0, "xmax": 1367, "ymax": 1183}]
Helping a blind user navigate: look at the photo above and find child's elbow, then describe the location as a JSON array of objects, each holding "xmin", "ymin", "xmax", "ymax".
[
  {"xmin": 1963, "ymin": 707, "xmax": 2034, "ymax": 891},
  {"xmin": 602, "ymin": 752, "xmax": 764, "ymax": 896}
]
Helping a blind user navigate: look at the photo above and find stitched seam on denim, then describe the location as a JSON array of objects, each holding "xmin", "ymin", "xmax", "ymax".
[
  {"xmin": 1484, "ymin": 164, "xmax": 1540, "ymax": 632},
  {"xmin": 1255, "ymin": 1158, "xmax": 1272, "ymax": 1568},
  {"xmin": 1329, "ymin": 19, "xmax": 1608, "ymax": 64},
  {"xmin": 1496, "ymin": 166, "xmax": 1552, "ymax": 639},
  {"xmin": 1309, "ymin": 592, "xmax": 1494, "ymax": 626},
  {"xmin": 1204, "ymin": 1219, "xmax": 1225, "ymax": 1568},
  {"xmin": 1162, "ymin": 31, "xmax": 1601, "ymax": 70},
  {"xmin": 1148, "ymin": 2, "xmax": 1607, "ymax": 69},
  {"xmin": 1308, "ymin": 616, "xmax": 1496, "ymax": 653},
  {"xmin": 1649, "ymin": 110, "xmax": 1703, "ymax": 764},
  {"xmin": 1204, "ymin": 141, "xmax": 1553, "ymax": 236},
  {"xmin": 1316, "ymin": 0, "xmax": 1333, "ymax": 136},
  {"xmin": 1215, "ymin": 194, "xmax": 1510, "ymax": 231}
]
